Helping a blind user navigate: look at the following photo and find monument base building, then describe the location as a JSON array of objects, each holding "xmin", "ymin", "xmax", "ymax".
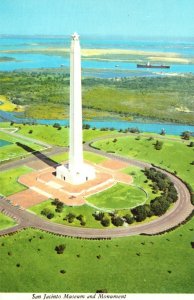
[
  {"xmin": 56, "ymin": 32, "xmax": 96, "ymax": 185},
  {"xmin": 56, "ymin": 163, "xmax": 96, "ymax": 185}
]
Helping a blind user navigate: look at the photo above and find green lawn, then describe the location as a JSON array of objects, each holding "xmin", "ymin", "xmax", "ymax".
[
  {"xmin": 84, "ymin": 151, "xmax": 107, "ymax": 164},
  {"xmin": 0, "ymin": 131, "xmax": 45, "ymax": 161},
  {"xmin": 0, "ymin": 212, "xmax": 17, "ymax": 230},
  {"xmin": 15, "ymin": 124, "xmax": 118, "ymax": 147},
  {"xmin": 0, "ymin": 166, "xmax": 33, "ymax": 196},
  {"xmin": 0, "ymin": 217, "xmax": 193, "ymax": 293},
  {"xmin": 123, "ymin": 165, "xmax": 161, "ymax": 203},
  {"xmin": 87, "ymin": 183, "xmax": 146, "ymax": 210},
  {"xmin": 92, "ymin": 135, "xmax": 194, "ymax": 190},
  {"xmin": 50, "ymin": 152, "xmax": 69, "ymax": 163},
  {"xmin": 50, "ymin": 151, "xmax": 106, "ymax": 164},
  {"xmin": 29, "ymin": 200, "xmax": 109, "ymax": 229}
]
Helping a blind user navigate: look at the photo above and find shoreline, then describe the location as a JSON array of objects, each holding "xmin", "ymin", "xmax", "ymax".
[
  {"xmin": 1, "ymin": 112, "xmax": 194, "ymax": 128},
  {"xmin": 1, "ymin": 47, "xmax": 193, "ymax": 64}
]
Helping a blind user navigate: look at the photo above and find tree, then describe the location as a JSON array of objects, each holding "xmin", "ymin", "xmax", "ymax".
[
  {"xmin": 181, "ymin": 131, "xmax": 191, "ymax": 140},
  {"xmin": 41, "ymin": 208, "xmax": 55, "ymax": 219},
  {"xmin": 131, "ymin": 205, "xmax": 147, "ymax": 222},
  {"xmin": 76, "ymin": 214, "xmax": 84, "ymax": 221},
  {"xmin": 189, "ymin": 141, "xmax": 194, "ymax": 147},
  {"xmin": 123, "ymin": 214, "xmax": 134, "ymax": 224},
  {"xmin": 150, "ymin": 197, "xmax": 170, "ymax": 216},
  {"xmin": 80, "ymin": 220, "xmax": 86, "ymax": 226},
  {"xmin": 128, "ymin": 127, "xmax": 140, "ymax": 133},
  {"xmin": 111, "ymin": 216, "xmax": 124, "ymax": 226},
  {"xmin": 160, "ymin": 128, "xmax": 166, "ymax": 135},
  {"xmin": 55, "ymin": 244, "xmax": 66, "ymax": 254},
  {"xmin": 47, "ymin": 213, "xmax": 54, "ymax": 219},
  {"xmin": 155, "ymin": 140, "xmax": 163, "ymax": 150},
  {"xmin": 167, "ymin": 188, "xmax": 178, "ymax": 202},
  {"xmin": 41, "ymin": 208, "xmax": 52, "ymax": 217},
  {"xmin": 96, "ymin": 289, "xmax": 108, "ymax": 293},
  {"xmin": 52, "ymin": 198, "xmax": 64, "ymax": 212},
  {"xmin": 94, "ymin": 212, "xmax": 104, "ymax": 221},
  {"xmin": 52, "ymin": 198, "xmax": 61, "ymax": 206},
  {"xmin": 28, "ymin": 129, "xmax": 33, "ymax": 134},
  {"xmin": 66, "ymin": 213, "xmax": 76, "ymax": 223},
  {"xmin": 53, "ymin": 123, "xmax": 61, "ymax": 129},
  {"xmin": 83, "ymin": 123, "xmax": 90, "ymax": 129},
  {"xmin": 56, "ymin": 202, "xmax": 64, "ymax": 213},
  {"xmin": 101, "ymin": 217, "xmax": 110, "ymax": 227},
  {"xmin": 144, "ymin": 204, "xmax": 154, "ymax": 217}
]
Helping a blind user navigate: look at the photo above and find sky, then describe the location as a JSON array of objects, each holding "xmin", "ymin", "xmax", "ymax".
[{"xmin": 0, "ymin": 0, "xmax": 194, "ymax": 38}]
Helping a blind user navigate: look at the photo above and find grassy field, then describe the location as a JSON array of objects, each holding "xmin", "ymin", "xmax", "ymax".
[
  {"xmin": 92, "ymin": 135, "xmax": 194, "ymax": 190},
  {"xmin": 123, "ymin": 165, "xmax": 161, "ymax": 203},
  {"xmin": 0, "ymin": 71, "xmax": 194, "ymax": 124},
  {"xmin": 84, "ymin": 151, "xmax": 107, "ymax": 164},
  {"xmin": 0, "ymin": 166, "xmax": 33, "ymax": 196},
  {"xmin": 29, "ymin": 200, "xmax": 108, "ymax": 229},
  {"xmin": 50, "ymin": 151, "xmax": 106, "ymax": 164},
  {"xmin": 0, "ymin": 212, "xmax": 17, "ymax": 230},
  {"xmin": 13, "ymin": 124, "xmax": 118, "ymax": 147},
  {"xmin": 0, "ymin": 130, "xmax": 46, "ymax": 161},
  {"xmin": 87, "ymin": 183, "xmax": 146, "ymax": 210},
  {"xmin": 0, "ymin": 217, "xmax": 193, "ymax": 293}
]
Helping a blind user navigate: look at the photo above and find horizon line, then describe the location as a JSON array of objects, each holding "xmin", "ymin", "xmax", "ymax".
[{"xmin": 0, "ymin": 34, "xmax": 194, "ymax": 41}]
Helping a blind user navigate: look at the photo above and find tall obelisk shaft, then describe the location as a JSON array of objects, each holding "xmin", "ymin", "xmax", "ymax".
[
  {"xmin": 69, "ymin": 33, "xmax": 83, "ymax": 172},
  {"xmin": 56, "ymin": 33, "xmax": 95, "ymax": 184}
]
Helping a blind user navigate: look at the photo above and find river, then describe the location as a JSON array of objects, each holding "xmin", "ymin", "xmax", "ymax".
[{"xmin": 0, "ymin": 110, "xmax": 193, "ymax": 136}]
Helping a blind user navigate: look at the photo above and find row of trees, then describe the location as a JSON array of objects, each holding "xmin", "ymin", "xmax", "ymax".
[
  {"xmin": 93, "ymin": 167, "xmax": 178, "ymax": 227},
  {"xmin": 131, "ymin": 168, "xmax": 178, "ymax": 222},
  {"xmin": 41, "ymin": 199, "xmax": 87, "ymax": 226},
  {"xmin": 93, "ymin": 211, "xmax": 134, "ymax": 227},
  {"xmin": 63, "ymin": 213, "xmax": 86, "ymax": 226},
  {"xmin": 41, "ymin": 198, "xmax": 65, "ymax": 219},
  {"xmin": 41, "ymin": 166, "xmax": 179, "ymax": 227}
]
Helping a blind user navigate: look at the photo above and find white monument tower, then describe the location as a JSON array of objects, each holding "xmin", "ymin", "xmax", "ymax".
[{"xmin": 56, "ymin": 33, "xmax": 96, "ymax": 185}]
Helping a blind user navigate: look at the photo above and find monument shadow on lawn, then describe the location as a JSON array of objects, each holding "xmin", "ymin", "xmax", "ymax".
[{"xmin": 16, "ymin": 142, "xmax": 59, "ymax": 168}]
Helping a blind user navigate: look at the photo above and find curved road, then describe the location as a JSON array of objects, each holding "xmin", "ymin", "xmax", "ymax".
[{"xmin": 0, "ymin": 142, "xmax": 193, "ymax": 238}]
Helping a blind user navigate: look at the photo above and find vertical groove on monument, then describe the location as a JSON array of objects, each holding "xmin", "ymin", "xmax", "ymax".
[{"xmin": 56, "ymin": 33, "xmax": 96, "ymax": 184}]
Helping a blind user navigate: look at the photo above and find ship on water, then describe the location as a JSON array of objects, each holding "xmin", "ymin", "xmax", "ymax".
[{"xmin": 137, "ymin": 62, "xmax": 170, "ymax": 69}]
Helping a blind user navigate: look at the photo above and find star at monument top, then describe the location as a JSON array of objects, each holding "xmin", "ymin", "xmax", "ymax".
[{"xmin": 72, "ymin": 32, "xmax": 79, "ymax": 41}]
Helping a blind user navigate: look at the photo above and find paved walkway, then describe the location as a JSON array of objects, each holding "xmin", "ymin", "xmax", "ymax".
[{"xmin": 7, "ymin": 158, "xmax": 132, "ymax": 207}]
